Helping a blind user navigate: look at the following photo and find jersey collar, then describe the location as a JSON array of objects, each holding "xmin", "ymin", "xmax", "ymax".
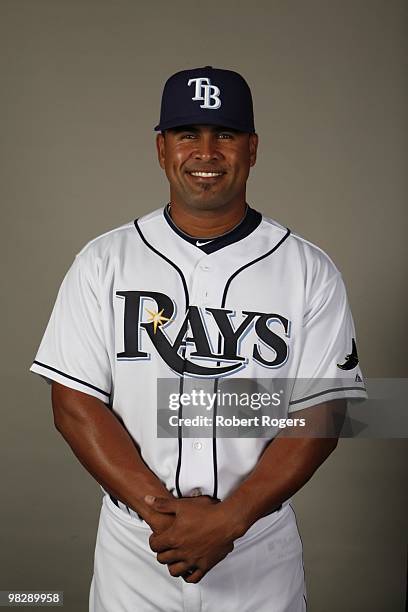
[{"xmin": 163, "ymin": 203, "xmax": 262, "ymax": 254}]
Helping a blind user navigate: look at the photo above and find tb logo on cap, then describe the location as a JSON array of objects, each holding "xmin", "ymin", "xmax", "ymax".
[{"xmin": 188, "ymin": 78, "xmax": 221, "ymax": 109}]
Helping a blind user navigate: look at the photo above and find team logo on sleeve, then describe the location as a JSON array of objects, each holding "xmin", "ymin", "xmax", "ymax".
[
  {"xmin": 337, "ymin": 338, "xmax": 359, "ymax": 370},
  {"xmin": 116, "ymin": 290, "xmax": 290, "ymax": 377}
]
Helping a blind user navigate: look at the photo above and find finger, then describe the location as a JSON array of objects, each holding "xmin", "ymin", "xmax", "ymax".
[
  {"xmin": 149, "ymin": 533, "xmax": 176, "ymax": 553},
  {"xmin": 183, "ymin": 568, "xmax": 203, "ymax": 584},
  {"xmin": 144, "ymin": 496, "xmax": 177, "ymax": 515},
  {"xmin": 167, "ymin": 561, "xmax": 191, "ymax": 578},
  {"xmin": 148, "ymin": 513, "xmax": 175, "ymax": 534},
  {"xmin": 157, "ymin": 550, "xmax": 183, "ymax": 565}
]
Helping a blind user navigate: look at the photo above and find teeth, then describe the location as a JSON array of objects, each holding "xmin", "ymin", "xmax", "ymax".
[{"xmin": 190, "ymin": 172, "xmax": 223, "ymax": 177}]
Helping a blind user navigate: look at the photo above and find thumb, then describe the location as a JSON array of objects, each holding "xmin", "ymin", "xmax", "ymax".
[{"xmin": 144, "ymin": 495, "xmax": 177, "ymax": 514}]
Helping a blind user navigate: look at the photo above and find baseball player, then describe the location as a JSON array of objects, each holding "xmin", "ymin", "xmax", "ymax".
[{"xmin": 30, "ymin": 66, "xmax": 367, "ymax": 611}]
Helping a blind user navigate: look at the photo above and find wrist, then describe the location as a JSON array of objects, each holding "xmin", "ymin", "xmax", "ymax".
[
  {"xmin": 128, "ymin": 487, "xmax": 174, "ymax": 522},
  {"xmin": 217, "ymin": 493, "xmax": 254, "ymax": 541}
]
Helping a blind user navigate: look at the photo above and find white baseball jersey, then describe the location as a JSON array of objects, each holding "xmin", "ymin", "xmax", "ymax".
[{"xmin": 30, "ymin": 205, "xmax": 367, "ymax": 511}]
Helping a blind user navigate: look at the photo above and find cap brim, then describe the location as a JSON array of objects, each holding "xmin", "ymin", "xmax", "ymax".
[{"xmin": 154, "ymin": 114, "xmax": 255, "ymax": 133}]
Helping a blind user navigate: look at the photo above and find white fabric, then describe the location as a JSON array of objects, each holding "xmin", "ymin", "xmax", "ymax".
[
  {"xmin": 89, "ymin": 495, "xmax": 306, "ymax": 612},
  {"xmin": 30, "ymin": 208, "xmax": 366, "ymax": 610},
  {"xmin": 30, "ymin": 208, "xmax": 367, "ymax": 500}
]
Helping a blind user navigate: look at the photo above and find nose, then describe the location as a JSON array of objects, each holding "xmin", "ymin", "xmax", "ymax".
[{"xmin": 193, "ymin": 133, "xmax": 222, "ymax": 161}]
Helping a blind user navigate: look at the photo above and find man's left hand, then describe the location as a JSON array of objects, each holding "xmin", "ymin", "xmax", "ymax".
[{"xmin": 145, "ymin": 494, "xmax": 238, "ymax": 583}]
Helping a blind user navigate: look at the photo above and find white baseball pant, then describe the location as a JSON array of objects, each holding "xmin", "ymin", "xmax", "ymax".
[{"xmin": 89, "ymin": 495, "xmax": 307, "ymax": 612}]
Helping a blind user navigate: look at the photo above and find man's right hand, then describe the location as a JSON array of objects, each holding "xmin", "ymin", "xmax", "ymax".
[
  {"xmin": 144, "ymin": 494, "xmax": 213, "ymax": 534},
  {"xmin": 146, "ymin": 509, "xmax": 176, "ymax": 534}
]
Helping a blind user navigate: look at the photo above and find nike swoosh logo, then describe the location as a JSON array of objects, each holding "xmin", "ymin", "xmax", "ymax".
[
  {"xmin": 196, "ymin": 240, "xmax": 213, "ymax": 246},
  {"xmin": 337, "ymin": 338, "xmax": 359, "ymax": 370}
]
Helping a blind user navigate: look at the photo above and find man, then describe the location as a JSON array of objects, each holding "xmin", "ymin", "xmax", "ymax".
[{"xmin": 30, "ymin": 66, "xmax": 367, "ymax": 611}]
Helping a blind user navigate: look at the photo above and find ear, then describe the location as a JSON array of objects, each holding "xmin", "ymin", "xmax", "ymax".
[
  {"xmin": 249, "ymin": 133, "xmax": 258, "ymax": 167},
  {"xmin": 156, "ymin": 133, "xmax": 166, "ymax": 169}
]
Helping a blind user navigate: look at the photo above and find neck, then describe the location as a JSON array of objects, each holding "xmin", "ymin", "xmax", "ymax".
[{"xmin": 168, "ymin": 201, "xmax": 247, "ymax": 238}]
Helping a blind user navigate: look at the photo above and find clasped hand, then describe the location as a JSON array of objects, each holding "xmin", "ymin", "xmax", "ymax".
[{"xmin": 144, "ymin": 494, "xmax": 235, "ymax": 583}]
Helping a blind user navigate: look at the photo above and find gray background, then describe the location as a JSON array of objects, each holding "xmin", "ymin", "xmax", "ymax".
[{"xmin": 1, "ymin": 0, "xmax": 406, "ymax": 610}]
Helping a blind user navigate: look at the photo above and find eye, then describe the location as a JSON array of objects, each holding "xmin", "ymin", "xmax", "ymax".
[
  {"xmin": 217, "ymin": 132, "xmax": 234, "ymax": 139},
  {"xmin": 180, "ymin": 133, "xmax": 197, "ymax": 140}
]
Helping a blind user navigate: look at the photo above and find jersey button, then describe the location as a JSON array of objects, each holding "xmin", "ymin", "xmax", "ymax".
[
  {"xmin": 193, "ymin": 441, "xmax": 203, "ymax": 450},
  {"xmin": 200, "ymin": 264, "xmax": 211, "ymax": 271},
  {"xmin": 190, "ymin": 487, "xmax": 203, "ymax": 497}
]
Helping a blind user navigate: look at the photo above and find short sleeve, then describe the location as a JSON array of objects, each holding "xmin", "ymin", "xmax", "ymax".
[
  {"xmin": 288, "ymin": 271, "xmax": 367, "ymax": 412},
  {"xmin": 30, "ymin": 251, "xmax": 112, "ymax": 403}
]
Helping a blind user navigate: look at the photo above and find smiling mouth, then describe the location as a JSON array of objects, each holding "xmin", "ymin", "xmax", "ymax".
[{"xmin": 187, "ymin": 171, "xmax": 225, "ymax": 178}]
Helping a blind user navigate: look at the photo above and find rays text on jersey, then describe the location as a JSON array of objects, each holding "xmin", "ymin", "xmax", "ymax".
[{"xmin": 116, "ymin": 290, "xmax": 290, "ymax": 377}]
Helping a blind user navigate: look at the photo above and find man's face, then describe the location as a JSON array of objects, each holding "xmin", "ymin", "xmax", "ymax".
[{"xmin": 156, "ymin": 125, "xmax": 258, "ymax": 211}]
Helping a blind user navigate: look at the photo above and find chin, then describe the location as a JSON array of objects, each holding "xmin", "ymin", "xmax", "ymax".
[{"xmin": 184, "ymin": 190, "xmax": 235, "ymax": 211}]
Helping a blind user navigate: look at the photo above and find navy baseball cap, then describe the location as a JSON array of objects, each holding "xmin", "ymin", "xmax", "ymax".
[{"xmin": 154, "ymin": 66, "xmax": 255, "ymax": 133}]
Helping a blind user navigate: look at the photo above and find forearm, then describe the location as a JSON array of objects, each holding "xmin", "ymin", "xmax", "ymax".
[
  {"xmin": 144, "ymin": 433, "xmax": 337, "ymax": 582},
  {"xmin": 222, "ymin": 400, "xmax": 346, "ymax": 539},
  {"xmin": 51, "ymin": 382, "xmax": 172, "ymax": 522},
  {"xmin": 222, "ymin": 435, "xmax": 337, "ymax": 538}
]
